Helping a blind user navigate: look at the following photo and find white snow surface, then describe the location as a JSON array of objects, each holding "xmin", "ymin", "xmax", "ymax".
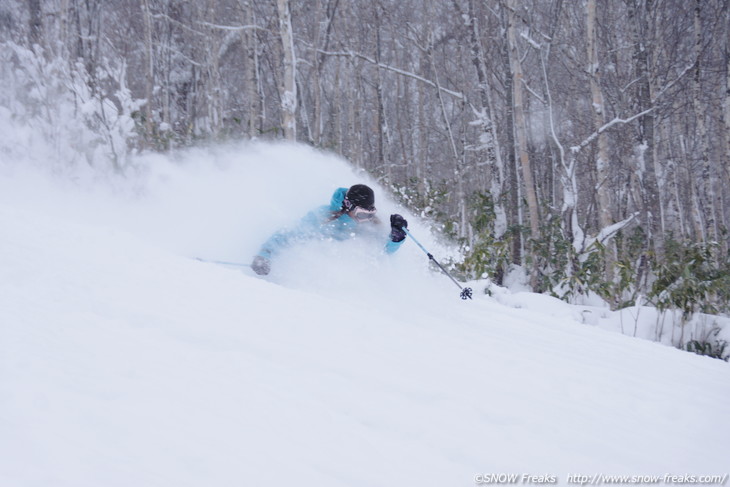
[{"xmin": 1, "ymin": 142, "xmax": 728, "ymax": 487}]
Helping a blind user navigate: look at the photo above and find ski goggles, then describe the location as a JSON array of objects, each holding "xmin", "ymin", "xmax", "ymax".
[{"xmin": 350, "ymin": 205, "xmax": 377, "ymax": 222}]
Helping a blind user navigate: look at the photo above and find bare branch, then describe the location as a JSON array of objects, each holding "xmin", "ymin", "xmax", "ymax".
[
  {"xmin": 150, "ymin": 13, "xmax": 207, "ymax": 37},
  {"xmin": 651, "ymin": 63, "xmax": 695, "ymax": 103},
  {"xmin": 316, "ymin": 49, "xmax": 465, "ymax": 100},
  {"xmin": 196, "ymin": 20, "xmax": 266, "ymax": 32},
  {"xmin": 571, "ymin": 108, "xmax": 654, "ymax": 154},
  {"xmin": 151, "ymin": 13, "xmax": 267, "ymax": 37},
  {"xmin": 521, "ymin": 79, "xmax": 545, "ymax": 104},
  {"xmin": 582, "ymin": 212, "xmax": 640, "ymax": 254}
]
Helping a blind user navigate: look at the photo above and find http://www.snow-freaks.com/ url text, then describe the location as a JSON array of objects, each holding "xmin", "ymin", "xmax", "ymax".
[{"xmin": 473, "ymin": 473, "xmax": 729, "ymax": 486}]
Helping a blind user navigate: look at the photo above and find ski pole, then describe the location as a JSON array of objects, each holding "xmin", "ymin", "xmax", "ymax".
[
  {"xmin": 195, "ymin": 257, "xmax": 251, "ymax": 268},
  {"xmin": 403, "ymin": 228, "xmax": 473, "ymax": 300}
]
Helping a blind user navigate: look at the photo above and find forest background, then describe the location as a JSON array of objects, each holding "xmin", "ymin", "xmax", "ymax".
[{"xmin": 1, "ymin": 0, "xmax": 729, "ymax": 324}]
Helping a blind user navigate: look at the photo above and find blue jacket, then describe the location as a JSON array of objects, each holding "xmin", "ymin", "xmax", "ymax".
[{"xmin": 257, "ymin": 187, "xmax": 404, "ymax": 258}]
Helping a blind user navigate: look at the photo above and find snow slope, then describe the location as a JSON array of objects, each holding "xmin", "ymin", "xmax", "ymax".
[{"xmin": 1, "ymin": 143, "xmax": 728, "ymax": 487}]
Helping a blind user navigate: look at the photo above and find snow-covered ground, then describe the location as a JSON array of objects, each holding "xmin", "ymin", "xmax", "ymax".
[{"xmin": 1, "ymin": 142, "xmax": 728, "ymax": 487}]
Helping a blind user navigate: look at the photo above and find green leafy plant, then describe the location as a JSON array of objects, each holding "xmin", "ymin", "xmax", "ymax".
[
  {"xmin": 686, "ymin": 329, "xmax": 729, "ymax": 361},
  {"xmin": 529, "ymin": 211, "xmax": 571, "ymax": 296},
  {"xmin": 459, "ymin": 192, "xmax": 512, "ymax": 285},
  {"xmin": 649, "ymin": 239, "xmax": 729, "ymax": 322}
]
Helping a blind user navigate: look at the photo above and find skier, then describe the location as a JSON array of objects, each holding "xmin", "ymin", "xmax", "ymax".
[{"xmin": 251, "ymin": 184, "xmax": 408, "ymax": 275}]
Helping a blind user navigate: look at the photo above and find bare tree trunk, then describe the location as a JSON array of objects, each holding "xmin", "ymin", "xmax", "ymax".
[
  {"xmin": 348, "ymin": 68, "xmax": 358, "ymax": 165},
  {"xmin": 669, "ymin": 160, "xmax": 686, "ymax": 239},
  {"xmin": 415, "ymin": 55, "xmax": 428, "ymax": 197},
  {"xmin": 333, "ymin": 60, "xmax": 343, "ymax": 153},
  {"xmin": 276, "ymin": 0, "xmax": 297, "ymax": 140},
  {"xmin": 239, "ymin": 0, "xmax": 260, "ymax": 138},
  {"xmin": 507, "ymin": 0, "xmax": 539, "ymax": 283},
  {"xmin": 204, "ymin": 0, "xmax": 223, "ymax": 137},
  {"xmin": 627, "ymin": 0, "xmax": 663, "ymax": 258},
  {"xmin": 29, "ymin": 0, "xmax": 43, "ymax": 47},
  {"xmin": 690, "ymin": 177, "xmax": 705, "ymax": 241},
  {"xmin": 587, "ymin": 0, "xmax": 615, "ymax": 280},
  {"xmin": 311, "ymin": 0, "xmax": 339, "ymax": 146},
  {"xmin": 693, "ymin": 0, "xmax": 717, "ymax": 241},
  {"xmin": 466, "ymin": 0, "xmax": 506, "ymax": 237},
  {"xmin": 722, "ymin": 0, "xmax": 730, "ymax": 252},
  {"xmin": 680, "ymin": 134, "xmax": 706, "ymax": 239},
  {"xmin": 374, "ymin": 3, "xmax": 388, "ymax": 176},
  {"xmin": 500, "ymin": 11, "xmax": 521, "ymax": 266},
  {"xmin": 142, "ymin": 0, "xmax": 155, "ymax": 145},
  {"xmin": 350, "ymin": 60, "xmax": 364, "ymax": 167},
  {"xmin": 158, "ymin": 8, "xmax": 172, "ymax": 149},
  {"xmin": 309, "ymin": 0, "xmax": 324, "ymax": 145}
]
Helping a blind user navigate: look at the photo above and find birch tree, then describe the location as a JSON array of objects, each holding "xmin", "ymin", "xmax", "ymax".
[
  {"xmin": 723, "ymin": 0, "xmax": 730, "ymax": 252},
  {"xmin": 464, "ymin": 0, "xmax": 506, "ymax": 239},
  {"xmin": 277, "ymin": 0, "xmax": 297, "ymax": 140},
  {"xmin": 498, "ymin": 5, "xmax": 522, "ymax": 266},
  {"xmin": 626, "ymin": 0, "xmax": 663, "ymax": 258},
  {"xmin": 239, "ymin": 0, "xmax": 261, "ymax": 138},
  {"xmin": 373, "ymin": 1, "xmax": 388, "ymax": 173},
  {"xmin": 586, "ymin": 0, "xmax": 615, "ymax": 278},
  {"xmin": 28, "ymin": 0, "xmax": 42, "ymax": 46},
  {"xmin": 507, "ymin": 0, "xmax": 540, "ymax": 282},
  {"xmin": 692, "ymin": 0, "xmax": 718, "ymax": 242},
  {"xmin": 141, "ymin": 0, "xmax": 155, "ymax": 142}
]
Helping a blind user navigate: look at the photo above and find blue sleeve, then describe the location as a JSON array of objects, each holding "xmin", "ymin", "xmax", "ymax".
[
  {"xmin": 257, "ymin": 206, "xmax": 333, "ymax": 258},
  {"xmin": 257, "ymin": 228, "xmax": 297, "ymax": 258},
  {"xmin": 384, "ymin": 236, "xmax": 405, "ymax": 254}
]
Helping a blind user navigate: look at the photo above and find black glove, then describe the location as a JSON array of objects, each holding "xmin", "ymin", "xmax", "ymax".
[
  {"xmin": 390, "ymin": 214, "xmax": 408, "ymax": 242},
  {"xmin": 251, "ymin": 255, "xmax": 271, "ymax": 275}
]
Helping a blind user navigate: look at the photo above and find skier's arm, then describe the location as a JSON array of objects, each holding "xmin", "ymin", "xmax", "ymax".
[
  {"xmin": 257, "ymin": 229, "xmax": 294, "ymax": 259},
  {"xmin": 252, "ymin": 229, "xmax": 295, "ymax": 275},
  {"xmin": 384, "ymin": 214, "xmax": 407, "ymax": 254}
]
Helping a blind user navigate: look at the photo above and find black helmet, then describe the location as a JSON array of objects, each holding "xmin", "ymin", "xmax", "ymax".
[{"xmin": 345, "ymin": 184, "xmax": 375, "ymax": 210}]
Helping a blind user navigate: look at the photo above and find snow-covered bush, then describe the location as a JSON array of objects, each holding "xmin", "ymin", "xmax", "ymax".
[{"xmin": 0, "ymin": 42, "xmax": 144, "ymax": 174}]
